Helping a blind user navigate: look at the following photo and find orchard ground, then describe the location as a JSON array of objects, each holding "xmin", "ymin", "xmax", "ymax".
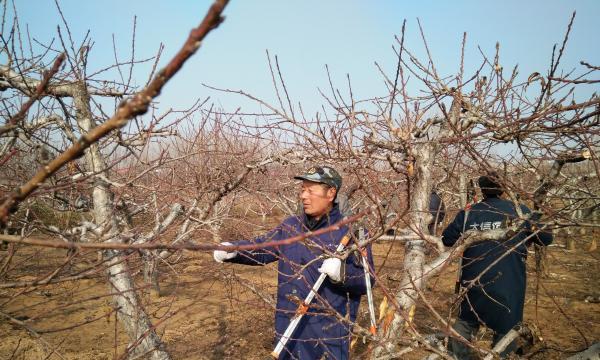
[{"xmin": 0, "ymin": 225, "xmax": 598, "ymax": 359}]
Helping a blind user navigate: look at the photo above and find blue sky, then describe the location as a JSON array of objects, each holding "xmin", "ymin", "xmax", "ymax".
[{"xmin": 13, "ymin": 1, "xmax": 600, "ymax": 117}]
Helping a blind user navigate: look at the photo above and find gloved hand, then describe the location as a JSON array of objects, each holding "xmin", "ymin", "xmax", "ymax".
[
  {"xmin": 213, "ymin": 242, "xmax": 238, "ymax": 263},
  {"xmin": 318, "ymin": 257, "xmax": 342, "ymax": 282}
]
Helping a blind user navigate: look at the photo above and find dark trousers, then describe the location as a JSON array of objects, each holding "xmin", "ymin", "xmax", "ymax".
[{"xmin": 448, "ymin": 319, "xmax": 517, "ymax": 359}]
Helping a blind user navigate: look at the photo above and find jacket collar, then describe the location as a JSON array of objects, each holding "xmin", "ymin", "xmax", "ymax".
[
  {"xmin": 482, "ymin": 194, "xmax": 500, "ymax": 201},
  {"xmin": 303, "ymin": 203, "xmax": 342, "ymax": 231}
]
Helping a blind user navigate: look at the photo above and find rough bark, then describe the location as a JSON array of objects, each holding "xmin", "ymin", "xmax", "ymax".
[
  {"xmin": 73, "ymin": 86, "xmax": 171, "ymax": 360},
  {"xmin": 459, "ymin": 171, "xmax": 468, "ymax": 208},
  {"xmin": 374, "ymin": 142, "xmax": 436, "ymax": 357}
]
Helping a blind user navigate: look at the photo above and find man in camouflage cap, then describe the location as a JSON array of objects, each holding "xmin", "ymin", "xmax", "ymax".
[{"xmin": 214, "ymin": 165, "xmax": 374, "ymax": 359}]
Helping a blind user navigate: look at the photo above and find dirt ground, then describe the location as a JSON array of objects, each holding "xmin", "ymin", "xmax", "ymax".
[{"xmin": 0, "ymin": 233, "xmax": 598, "ymax": 359}]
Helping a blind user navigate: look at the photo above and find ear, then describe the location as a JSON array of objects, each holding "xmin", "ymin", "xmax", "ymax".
[{"xmin": 327, "ymin": 187, "xmax": 337, "ymax": 202}]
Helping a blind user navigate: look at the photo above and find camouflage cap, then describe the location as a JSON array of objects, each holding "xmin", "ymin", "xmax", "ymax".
[{"xmin": 294, "ymin": 166, "xmax": 342, "ymax": 191}]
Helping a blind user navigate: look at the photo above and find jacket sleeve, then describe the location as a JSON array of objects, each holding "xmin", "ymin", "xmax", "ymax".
[
  {"xmin": 224, "ymin": 226, "xmax": 282, "ymax": 266},
  {"xmin": 441, "ymin": 210, "xmax": 466, "ymax": 247},
  {"xmin": 531, "ymin": 228, "xmax": 553, "ymax": 246},
  {"xmin": 521, "ymin": 206, "xmax": 553, "ymax": 246}
]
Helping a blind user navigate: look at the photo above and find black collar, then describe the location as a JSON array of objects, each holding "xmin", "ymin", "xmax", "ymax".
[{"xmin": 303, "ymin": 204, "xmax": 341, "ymax": 231}]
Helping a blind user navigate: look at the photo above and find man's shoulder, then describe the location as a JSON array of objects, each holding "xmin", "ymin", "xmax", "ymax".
[
  {"xmin": 474, "ymin": 198, "xmax": 510, "ymax": 208},
  {"xmin": 474, "ymin": 198, "xmax": 531, "ymax": 216},
  {"xmin": 280, "ymin": 215, "xmax": 302, "ymax": 227},
  {"xmin": 494, "ymin": 198, "xmax": 531, "ymax": 213}
]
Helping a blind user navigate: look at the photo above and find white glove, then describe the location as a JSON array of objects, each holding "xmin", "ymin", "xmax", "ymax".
[
  {"xmin": 318, "ymin": 257, "xmax": 342, "ymax": 282},
  {"xmin": 213, "ymin": 242, "xmax": 238, "ymax": 263}
]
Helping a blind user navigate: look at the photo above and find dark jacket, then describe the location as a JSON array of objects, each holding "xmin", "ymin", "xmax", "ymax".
[
  {"xmin": 429, "ymin": 191, "xmax": 446, "ymax": 224},
  {"xmin": 428, "ymin": 191, "xmax": 446, "ymax": 234},
  {"xmin": 226, "ymin": 204, "xmax": 375, "ymax": 359},
  {"xmin": 442, "ymin": 196, "xmax": 552, "ymax": 334}
]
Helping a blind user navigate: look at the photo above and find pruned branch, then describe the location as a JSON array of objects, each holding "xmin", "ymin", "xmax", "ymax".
[
  {"xmin": 0, "ymin": 206, "xmax": 372, "ymax": 252},
  {"xmin": 0, "ymin": 53, "xmax": 66, "ymax": 136},
  {"xmin": 533, "ymin": 150, "xmax": 592, "ymax": 208}
]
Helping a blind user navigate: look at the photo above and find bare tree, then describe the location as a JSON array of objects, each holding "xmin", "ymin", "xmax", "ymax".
[
  {"xmin": 207, "ymin": 15, "xmax": 598, "ymax": 359},
  {"xmin": 0, "ymin": 4, "xmax": 597, "ymax": 359},
  {"xmin": 1, "ymin": 1, "xmax": 230, "ymax": 358}
]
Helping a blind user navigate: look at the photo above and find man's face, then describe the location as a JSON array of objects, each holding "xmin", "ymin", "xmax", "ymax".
[{"xmin": 299, "ymin": 180, "xmax": 336, "ymax": 218}]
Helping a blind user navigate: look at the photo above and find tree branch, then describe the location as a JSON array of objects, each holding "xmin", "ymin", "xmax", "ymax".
[{"xmin": 0, "ymin": 0, "xmax": 230, "ymax": 225}]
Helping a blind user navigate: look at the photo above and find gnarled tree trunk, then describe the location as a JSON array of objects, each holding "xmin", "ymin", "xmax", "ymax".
[
  {"xmin": 374, "ymin": 141, "xmax": 436, "ymax": 357},
  {"xmin": 74, "ymin": 86, "xmax": 171, "ymax": 360}
]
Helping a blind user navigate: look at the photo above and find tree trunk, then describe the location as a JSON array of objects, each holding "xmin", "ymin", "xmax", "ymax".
[
  {"xmin": 459, "ymin": 171, "xmax": 468, "ymax": 208},
  {"xmin": 535, "ymin": 245, "xmax": 549, "ymax": 278},
  {"xmin": 143, "ymin": 253, "xmax": 161, "ymax": 296},
  {"xmin": 373, "ymin": 142, "xmax": 435, "ymax": 357},
  {"xmin": 565, "ymin": 205, "xmax": 580, "ymax": 251},
  {"xmin": 567, "ymin": 236, "xmax": 576, "ymax": 251},
  {"xmin": 74, "ymin": 85, "xmax": 171, "ymax": 360},
  {"xmin": 588, "ymin": 210, "xmax": 598, "ymax": 251},
  {"xmin": 589, "ymin": 238, "xmax": 597, "ymax": 252}
]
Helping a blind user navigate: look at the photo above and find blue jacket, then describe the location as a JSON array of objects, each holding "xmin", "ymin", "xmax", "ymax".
[
  {"xmin": 442, "ymin": 196, "xmax": 552, "ymax": 334},
  {"xmin": 226, "ymin": 204, "xmax": 374, "ymax": 359}
]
